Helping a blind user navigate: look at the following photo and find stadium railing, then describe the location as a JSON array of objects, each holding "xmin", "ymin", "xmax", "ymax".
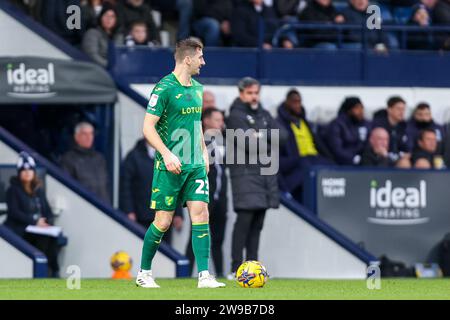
[
  {"xmin": 0, "ymin": 127, "xmax": 190, "ymax": 277},
  {"xmin": 0, "ymin": 224, "xmax": 48, "ymax": 278}
]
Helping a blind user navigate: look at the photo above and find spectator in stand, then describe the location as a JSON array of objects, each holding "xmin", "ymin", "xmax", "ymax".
[
  {"xmin": 297, "ymin": 0, "xmax": 345, "ymax": 49},
  {"xmin": 61, "ymin": 122, "xmax": 111, "ymax": 204},
  {"xmin": 372, "ymin": 96, "xmax": 411, "ymax": 162},
  {"xmin": 81, "ymin": 0, "xmax": 104, "ymax": 30},
  {"xmin": 325, "ymin": 97, "xmax": 371, "ymax": 165},
  {"xmin": 145, "ymin": 0, "xmax": 193, "ymax": 41},
  {"xmin": 203, "ymin": 90, "xmax": 217, "ymax": 111},
  {"xmin": 276, "ymin": 89, "xmax": 334, "ymax": 203},
  {"xmin": 40, "ymin": 0, "xmax": 83, "ymax": 46},
  {"xmin": 232, "ymin": 0, "xmax": 294, "ymax": 48},
  {"xmin": 406, "ymin": 102, "xmax": 445, "ymax": 151},
  {"xmin": 125, "ymin": 20, "xmax": 159, "ymax": 46},
  {"xmin": 185, "ymin": 108, "xmax": 228, "ymax": 277},
  {"xmin": 192, "ymin": 0, "xmax": 233, "ymax": 46},
  {"xmin": 433, "ymin": 0, "xmax": 450, "ymax": 49},
  {"xmin": 273, "ymin": 0, "xmax": 308, "ymax": 47},
  {"xmin": 341, "ymin": 0, "xmax": 389, "ymax": 50},
  {"xmin": 117, "ymin": 0, "xmax": 160, "ymax": 45},
  {"xmin": 407, "ymin": 4, "xmax": 435, "ymax": 50},
  {"xmin": 119, "ymin": 138, "xmax": 183, "ymax": 243},
  {"xmin": 360, "ymin": 127, "xmax": 397, "ymax": 167},
  {"xmin": 411, "ymin": 128, "xmax": 446, "ymax": 169},
  {"xmin": 5, "ymin": 152, "xmax": 60, "ymax": 278},
  {"xmin": 82, "ymin": 3, "xmax": 124, "ymax": 67}
]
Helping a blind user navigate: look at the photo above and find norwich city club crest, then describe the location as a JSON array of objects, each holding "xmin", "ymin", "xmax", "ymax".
[{"xmin": 165, "ymin": 196, "xmax": 174, "ymax": 206}]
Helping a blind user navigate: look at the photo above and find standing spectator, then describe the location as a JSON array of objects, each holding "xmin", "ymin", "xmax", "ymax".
[
  {"xmin": 81, "ymin": 0, "xmax": 104, "ymax": 30},
  {"xmin": 192, "ymin": 0, "xmax": 233, "ymax": 46},
  {"xmin": 5, "ymin": 152, "xmax": 60, "ymax": 277},
  {"xmin": 326, "ymin": 97, "xmax": 371, "ymax": 165},
  {"xmin": 125, "ymin": 20, "xmax": 159, "ymax": 46},
  {"xmin": 145, "ymin": 0, "xmax": 193, "ymax": 41},
  {"xmin": 342, "ymin": 0, "xmax": 389, "ymax": 50},
  {"xmin": 276, "ymin": 89, "xmax": 333, "ymax": 203},
  {"xmin": 226, "ymin": 77, "xmax": 286, "ymax": 277},
  {"xmin": 433, "ymin": 0, "xmax": 450, "ymax": 49},
  {"xmin": 297, "ymin": 0, "xmax": 345, "ymax": 49},
  {"xmin": 185, "ymin": 108, "xmax": 228, "ymax": 277},
  {"xmin": 411, "ymin": 129, "xmax": 446, "ymax": 169},
  {"xmin": 231, "ymin": 0, "xmax": 291, "ymax": 48},
  {"xmin": 406, "ymin": 102, "xmax": 445, "ymax": 151},
  {"xmin": 60, "ymin": 122, "xmax": 111, "ymax": 204},
  {"xmin": 203, "ymin": 90, "xmax": 217, "ymax": 110},
  {"xmin": 82, "ymin": 3, "xmax": 124, "ymax": 67},
  {"xmin": 407, "ymin": 4, "xmax": 434, "ymax": 50},
  {"xmin": 119, "ymin": 139, "xmax": 183, "ymax": 243},
  {"xmin": 360, "ymin": 127, "xmax": 397, "ymax": 167},
  {"xmin": 372, "ymin": 96, "xmax": 411, "ymax": 162},
  {"xmin": 40, "ymin": 0, "xmax": 83, "ymax": 46},
  {"xmin": 117, "ymin": 0, "xmax": 160, "ymax": 44}
]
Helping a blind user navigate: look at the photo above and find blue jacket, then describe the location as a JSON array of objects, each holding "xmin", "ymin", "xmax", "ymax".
[{"xmin": 326, "ymin": 113, "xmax": 371, "ymax": 165}]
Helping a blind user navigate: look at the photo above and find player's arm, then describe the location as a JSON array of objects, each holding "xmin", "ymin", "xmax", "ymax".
[{"xmin": 143, "ymin": 113, "xmax": 182, "ymax": 174}]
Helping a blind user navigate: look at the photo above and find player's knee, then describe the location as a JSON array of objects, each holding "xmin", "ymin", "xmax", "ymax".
[{"xmin": 154, "ymin": 215, "xmax": 173, "ymax": 231}]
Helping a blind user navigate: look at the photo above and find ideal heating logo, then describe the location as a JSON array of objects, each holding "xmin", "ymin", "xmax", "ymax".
[
  {"xmin": 6, "ymin": 63, "xmax": 56, "ymax": 98},
  {"xmin": 368, "ymin": 180, "xmax": 429, "ymax": 225}
]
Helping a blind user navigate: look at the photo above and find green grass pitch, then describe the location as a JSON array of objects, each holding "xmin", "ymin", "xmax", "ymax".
[{"xmin": 1, "ymin": 278, "xmax": 450, "ymax": 300}]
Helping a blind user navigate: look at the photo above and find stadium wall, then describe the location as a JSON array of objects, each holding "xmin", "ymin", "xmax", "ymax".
[{"xmin": 0, "ymin": 237, "xmax": 33, "ymax": 278}]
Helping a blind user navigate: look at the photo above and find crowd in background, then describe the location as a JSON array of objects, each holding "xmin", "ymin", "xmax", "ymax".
[{"xmin": 7, "ymin": 0, "xmax": 450, "ymax": 65}]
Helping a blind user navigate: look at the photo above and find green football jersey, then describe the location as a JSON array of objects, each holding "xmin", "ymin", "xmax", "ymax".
[{"xmin": 146, "ymin": 72, "xmax": 205, "ymax": 171}]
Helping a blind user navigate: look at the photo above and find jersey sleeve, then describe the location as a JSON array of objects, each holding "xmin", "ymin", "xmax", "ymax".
[{"xmin": 146, "ymin": 85, "xmax": 168, "ymax": 117}]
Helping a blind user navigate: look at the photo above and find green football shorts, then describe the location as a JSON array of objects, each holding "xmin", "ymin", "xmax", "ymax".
[{"xmin": 150, "ymin": 166, "xmax": 210, "ymax": 211}]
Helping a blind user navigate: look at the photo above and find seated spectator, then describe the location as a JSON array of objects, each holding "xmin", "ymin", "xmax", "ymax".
[
  {"xmin": 145, "ymin": 0, "xmax": 193, "ymax": 40},
  {"xmin": 203, "ymin": 90, "xmax": 217, "ymax": 111},
  {"xmin": 342, "ymin": 0, "xmax": 389, "ymax": 50},
  {"xmin": 40, "ymin": 0, "xmax": 83, "ymax": 46},
  {"xmin": 232, "ymin": 0, "xmax": 293, "ymax": 48},
  {"xmin": 117, "ymin": 0, "xmax": 160, "ymax": 44},
  {"xmin": 192, "ymin": 0, "xmax": 233, "ymax": 46},
  {"xmin": 407, "ymin": 4, "xmax": 435, "ymax": 50},
  {"xmin": 326, "ymin": 97, "xmax": 371, "ymax": 165},
  {"xmin": 277, "ymin": 89, "xmax": 334, "ymax": 203},
  {"xmin": 125, "ymin": 20, "xmax": 159, "ymax": 46},
  {"xmin": 360, "ymin": 127, "xmax": 398, "ymax": 167},
  {"xmin": 5, "ymin": 152, "xmax": 60, "ymax": 277},
  {"xmin": 119, "ymin": 138, "xmax": 183, "ymax": 243},
  {"xmin": 61, "ymin": 122, "xmax": 110, "ymax": 204},
  {"xmin": 82, "ymin": 3, "xmax": 124, "ymax": 67},
  {"xmin": 372, "ymin": 96, "xmax": 411, "ymax": 162},
  {"xmin": 406, "ymin": 102, "xmax": 445, "ymax": 151},
  {"xmin": 433, "ymin": 0, "xmax": 450, "ymax": 49},
  {"xmin": 411, "ymin": 128, "xmax": 446, "ymax": 169},
  {"xmin": 297, "ymin": 0, "xmax": 345, "ymax": 49}
]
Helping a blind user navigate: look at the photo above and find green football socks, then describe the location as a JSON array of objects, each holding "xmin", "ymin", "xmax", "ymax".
[
  {"xmin": 191, "ymin": 223, "xmax": 210, "ymax": 273},
  {"xmin": 140, "ymin": 223, "xmax": 165, "ymax": 270}
]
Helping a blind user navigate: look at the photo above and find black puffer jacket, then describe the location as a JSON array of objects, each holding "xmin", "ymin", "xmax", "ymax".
[
  {"xmin": 226, "ymin": 98, "xmax": 287, "ymax": 211},
  {"xmin": 5, "ymin": 177, "xmax": 54, "ymax": 237}
]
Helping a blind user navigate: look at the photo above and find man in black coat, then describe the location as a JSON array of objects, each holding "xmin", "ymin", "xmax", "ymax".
[
  {"xmin": 60, "ymin": 122, "xmax": 111, "ymax": 204},
  {"xmin": 226, "ymin": 77, "xmax": 287, "ymax": 275},
  {"xmin": 119, "ymin": 138, "xmax": 183, "ymax": 243}
]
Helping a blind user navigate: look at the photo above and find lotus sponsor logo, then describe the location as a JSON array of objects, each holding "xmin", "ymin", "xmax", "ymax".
[
  {"xmin": 368, "ymin": 180, "xmax": 429, "ymax": 225},
  {"xmin": 322, "ymin": 178, "xmax": 346, "ymax": 197},
  {"xmin": 6, "ymin": 63, "xmax": 56, "ymax": 98}
]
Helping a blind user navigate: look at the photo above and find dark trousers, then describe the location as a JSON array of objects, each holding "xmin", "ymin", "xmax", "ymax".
[
  {"xmin": 24, "ymin": 233, "xmax": 60, "ymax": 277},
  {"xmin": 231, "ymin": 209, "xmax": 266, "ymax": 273},
  {"xmin": 185, "ymin": 198, "xmax": 227, "ymax": 277}
]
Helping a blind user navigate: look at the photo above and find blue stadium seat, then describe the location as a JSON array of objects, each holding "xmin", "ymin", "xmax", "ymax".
[{"xmin": 392, "ymin": 6, "xmax": 413, "ymax": 24}]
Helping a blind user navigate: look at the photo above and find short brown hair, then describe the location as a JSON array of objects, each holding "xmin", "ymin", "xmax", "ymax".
[{"xmin": 174, "ymin": 37, "xmax": 203, "ymax": 62}]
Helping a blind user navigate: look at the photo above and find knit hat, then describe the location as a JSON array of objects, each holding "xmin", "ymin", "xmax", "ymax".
[{"xmin": 17, "ymin": 151, "xmax": 36, "ymax": 173}]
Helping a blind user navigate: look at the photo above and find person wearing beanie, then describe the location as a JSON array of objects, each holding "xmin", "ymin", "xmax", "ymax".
[
  {"xmin": 325, "ymin": 96, "xmax": 371, "ymax": 165},
  {"xmin": 5, "ymin": 152, "xmax": 61, "ymax": 278}
]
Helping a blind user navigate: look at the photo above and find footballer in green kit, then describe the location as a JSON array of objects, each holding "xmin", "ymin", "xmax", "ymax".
[{"xmin": 136, "ymin": 38, "xmax": 225, "ymax": 289}]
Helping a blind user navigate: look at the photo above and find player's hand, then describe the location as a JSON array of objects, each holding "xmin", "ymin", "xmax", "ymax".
[
  {"xmin": 163, "ymin": 151, "xmax": 182, "ymax": 174},
  {"xmin": 172, "ymin": 216, "xmax": 183, "ymax": 231},
  {"xmin": 36, "ymin": 217, "xmax": 50, "ymax": 228},
  {"xmin": 127, "ymin": 212, "xmax": 137, "ymax": 221}
]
